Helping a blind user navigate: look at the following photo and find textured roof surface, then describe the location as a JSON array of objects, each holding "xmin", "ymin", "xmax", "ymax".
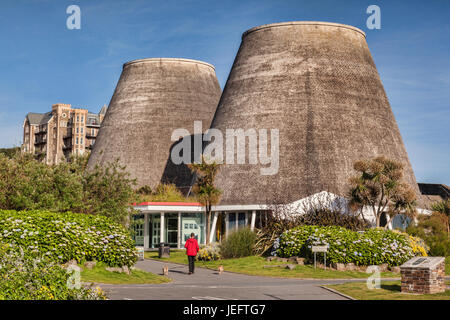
[
  {"xmin": 26, "ymin": 111, "xmax": 53, "ymax": 125},
  {"xmin": 87, "ymin": 58, "xmax": 222, "ymax": 189},
  {"xmin": 210, "ymin": 21, "xmax": 421, "ymax": 205},
  {"xmin": 418, "ymin": 183, "xmax": 449, "ymax": 204}
]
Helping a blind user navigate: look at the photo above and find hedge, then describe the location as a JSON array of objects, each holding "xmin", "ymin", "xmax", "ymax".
[
  {"xmin": 0, "ymin": 210, "xmax": 137, "ymax": 267},
  {"xmin": 277, "ymin": 226, "xmax": 428, "ymax": 267}
]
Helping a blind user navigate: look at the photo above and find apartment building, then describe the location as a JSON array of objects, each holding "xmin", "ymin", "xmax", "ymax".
[{"xmin": 22, "ymin": 103, "xmax": 107, "ymax": 164}]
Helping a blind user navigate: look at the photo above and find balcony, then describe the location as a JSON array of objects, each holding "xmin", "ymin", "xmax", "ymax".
[
  {"xmin": 86, "ymin": 121, "xmax": 100, "ymax": 128},
  {"xmin": 34, "ymin": 138, "xmax": 46, "ymax": 145}
]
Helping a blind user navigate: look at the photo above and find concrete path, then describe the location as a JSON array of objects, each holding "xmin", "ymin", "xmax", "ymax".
[{"xmin": 97, "ymin": 259, "xmax": 370, "ymax": 300}]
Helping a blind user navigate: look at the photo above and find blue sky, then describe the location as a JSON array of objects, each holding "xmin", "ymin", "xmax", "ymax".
[{"xmin": 0, "ymin": 0, "xmax": 448, "ymax": 184}]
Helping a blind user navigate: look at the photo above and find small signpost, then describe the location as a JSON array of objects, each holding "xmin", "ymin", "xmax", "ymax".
[
  {"xmin": 136, "ymin": 246, "xmax": 145, "ymax": 261},
  {"xmin": 312, "ymin": 245, "xmax": 328, "ymax": 270}
]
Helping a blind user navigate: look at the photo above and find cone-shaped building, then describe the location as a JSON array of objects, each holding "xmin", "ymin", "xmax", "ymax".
[
  {"xmin": 211, "ymin": 21, "xmax": 420, "ymax": 205},
  {"xmin": 88, "ymin": 58, "xmax": 222, "ymax": 190}
]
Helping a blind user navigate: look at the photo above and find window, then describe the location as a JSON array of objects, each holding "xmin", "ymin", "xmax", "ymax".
[
  {"xmin": 238, "ymin": 212, "xmax": 246, "ymax": 228},
  {"xmin": 76, "ymin": 137, "xmax": 78, "ymax": 144},
  {"xmin": 77, "ymin": 115, "xmax": 79, "ymax": 122},
  {"xmin": 92, "ymin": 129, "xmax": 95, "ymax": 135},
  {"xmin": 81, "ymin": 127, "xmax": 83, "ymax": 134},
  {"xmin": 81, "ymin": 116, "xmax": 84, "ymax": 123},
  {"xmin": 80, "ymin": 138, "xmax": 83, "ymax": 144},
  {"xmin": 76, "ymin": 127, "xmax": 79, "ymax": 133},
  {"xmin": 228, "ymin": 213, "xmax": 236, "ymax": 231}
]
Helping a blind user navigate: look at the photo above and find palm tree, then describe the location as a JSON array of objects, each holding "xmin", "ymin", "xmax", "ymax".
[
  {"xmin": 348, "ymin": 156, "xmax": 417, "ymax": 228},
  {"xmin": 188, "ymin": 156, "xmax": 222, "ymax": 244}
]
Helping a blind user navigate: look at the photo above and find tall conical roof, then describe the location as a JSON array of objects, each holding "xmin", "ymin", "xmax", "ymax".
[
  {"xmin": 211, "ymin": 21, "xmax": 420, "ymax": 205},
  {"xmin": 88, "ymin": 58, "xmax": 222, "ymax": 190}
]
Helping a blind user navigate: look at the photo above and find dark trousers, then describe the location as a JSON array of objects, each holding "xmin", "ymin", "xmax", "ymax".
[{"xmin": 188, "ymin": 255, "xmax": 195, "ymax": 273}]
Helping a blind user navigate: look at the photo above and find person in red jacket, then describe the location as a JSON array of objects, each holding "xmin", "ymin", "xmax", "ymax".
[{"xmin": 184, "ymin": 232, "xmax": 199, "ymax": 275}]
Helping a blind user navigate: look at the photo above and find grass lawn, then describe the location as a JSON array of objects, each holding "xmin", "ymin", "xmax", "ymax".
[
  {"xmin": 325, "ymin": 280, "xmax": 450, "ymax": 300},
  {"xmin": 81, "ymin": 262, "xmax": 170, "ymax": 285},
  {"xmin": 145, "ymin": 250, "xmax": 399, "ymax": 279}
]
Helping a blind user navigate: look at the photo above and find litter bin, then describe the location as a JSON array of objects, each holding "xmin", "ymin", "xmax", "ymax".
[{"xmin": 158, "ymin": 242, "xmax": 170, "ymax": 258}]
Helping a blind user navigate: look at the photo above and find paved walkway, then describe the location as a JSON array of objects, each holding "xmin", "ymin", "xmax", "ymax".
[{"xmin": 97, "ymin": 259, "xmax": 375, "ymax": 300}]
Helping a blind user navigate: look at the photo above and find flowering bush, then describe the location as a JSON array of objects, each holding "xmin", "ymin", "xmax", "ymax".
[
  {"xmin": 197, "ymin": 243, "xmax": 221, "ymax": 261},
  {"xmin": 0, "ymin": 242, "xmax": 107, "ymax": 300},
  {"xmin": 278, "ymin": 226, "xmax": 428, "ymax": 266},
  {"xmin": 392, "ymin": 230, "xmax": 429, "ymax": 257},
  {"xmin": 0, "ymin": 210, "xmax": 137, "ymax": 267}
]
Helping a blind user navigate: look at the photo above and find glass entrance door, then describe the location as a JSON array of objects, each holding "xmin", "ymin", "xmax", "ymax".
[
  {"xmin": 181, "ymin": 213, "xmax": 204, "ymax": 245},
  {"xmin": 150, "ymin": 216, "xmax": 160, "ymax": 248},
  {"xmin": 165, "ymin": 214, "xmax": 178, "ymax": 248},
  {"xmin": 132, "ymin": 214, "xmax": 144, "ymax": 246}
]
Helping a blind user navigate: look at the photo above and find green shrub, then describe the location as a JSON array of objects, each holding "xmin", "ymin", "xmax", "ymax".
[
  {"xmin": 220, "ymin": 228, "xmax": 257, "ymax": 259},
  {"xmin": 0, "ymin": 242, "xmax": 107, "ymax": 300},
  {"xmin": 0, "ymin": 153, "xmax": 137, "ymax": 225},
  {"xmin": 431, "ymin": 199, "xmax": 450, "ymax": 217},
  {"xmin": 407, "ymin": 212, "xmax": 449, "ymax": 257},
  {"xmin": 428, "ymin": 238, "xmax": 450, "ymax": 257},
  {"xmin": 197, "ymin": 243, "xmax": 221, "ymax": 261},
  {"xmin": 138, "ymin": 183, "xmax": 196, "ymax": 202},
  {"xmin": 136, "ymin": 185, "xmax": 153, "ymax": 195},
  {"xmin": 0, "ymin": 210, "xmax": 137, "ymax": 267},
  {"xmin": 278, "ymin": 226, "xmax": 427, "ymax": 266}
]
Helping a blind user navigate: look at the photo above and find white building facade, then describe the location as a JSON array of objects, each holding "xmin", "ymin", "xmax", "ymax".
[
  {"xmin": 132, "ymin": 201, "xmax": 267, "ymax": 249},
  {"xmin": 132, "ymin": 191, "xmax": 431, "ymax": 250}
]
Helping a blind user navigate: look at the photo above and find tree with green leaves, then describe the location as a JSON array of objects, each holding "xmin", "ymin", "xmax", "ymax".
[
  {"xmin": 348, "ymin": 156, "xmax": 417, "ymax": 228},
  {"xmin": 0, "ymin": 147, "xmax": 20, "ymax": 158},
  {"xmin": 188, "ymin": 156, "xmax": 222, "ymax": 244},
  {"xmin": 0, "ymin": 152, "xmax": 137, "ymax": 226},
  {"xmin": 82, "ymin": 159, "xmax": 137, "ymax": 226}
]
